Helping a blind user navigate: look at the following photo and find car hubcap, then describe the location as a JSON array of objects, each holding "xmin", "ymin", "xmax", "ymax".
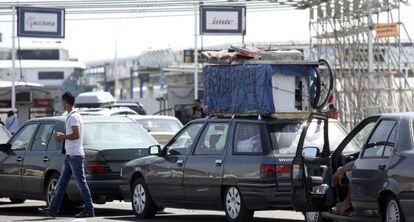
[
  {"xmin": 47, "ymin": 178, "xmax": 58, "ymax": 205},
  {"xmin": 133, "ymin": 184, "xmax": 146, "ymax": 214},
  {"xmin": 226, "ymin": 187, "xmax": 241, "ymax": 219},
  {"xmin": 387, "ymin": 200, "xmax": 400, "ymax": 222},
  {"xmin": 306, "ymin": 212, "xmax": 320, "ymax": 222}
]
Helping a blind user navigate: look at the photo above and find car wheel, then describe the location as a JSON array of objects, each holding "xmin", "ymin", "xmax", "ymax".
[
  {"xmin": 384, "ymin": 196, "xmax": 405, "ymax": 222},
  {"xmin": 46, "ymin": 174, "xmax": 59, "ymax": 206},
  {"xmin": 131, "ymin": 178, "xmax": 157, "ymax": 218},
  {"xmin": 9, "ymin": 198, "xmax": 25, "ymax": 204},
  {"xmin": 45, "ymin": 173, "xmax": 73, "ymax": 211},
  {"xmin": 224, "ymin": 186, "xmax": 254, "ymax": 222},
  {"xmin": 304, "ymin": 212, "xmax": 331, "ymax": 222}
]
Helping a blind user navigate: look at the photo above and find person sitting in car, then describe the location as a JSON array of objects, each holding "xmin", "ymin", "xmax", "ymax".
[
  {"xmin": 236, "ymin": 125, "xmax": 262, "ymax": 153},
  {"xmin": 331, "ymin": 160, "xmax": 355, "ymax": 214}
]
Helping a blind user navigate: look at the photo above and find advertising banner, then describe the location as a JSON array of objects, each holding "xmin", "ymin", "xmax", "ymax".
[
  {"xmin": 17, "ymin": 7, "xmax": 65, "ymax": 38},
  {"xmin": 200, "ymin": 5, "xmax": 246, "ymax": 35}
]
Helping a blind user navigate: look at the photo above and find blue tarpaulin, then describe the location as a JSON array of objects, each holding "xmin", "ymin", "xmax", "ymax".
[{"xmin": 203, "ymin": 64, "xmax": 317, "ymax": 114}]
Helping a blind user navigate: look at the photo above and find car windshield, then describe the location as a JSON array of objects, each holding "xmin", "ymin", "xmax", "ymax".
[
  {"xmin": 137, "ymin": 119, "xmax": 182, "ymax": 133},
  {"xmin": 269, "ymin": 121, "xmax": 348, "ymax": 155},
  {"xmin": 83, "ymin": 122, "xmax": 158, "ymax": 149}
]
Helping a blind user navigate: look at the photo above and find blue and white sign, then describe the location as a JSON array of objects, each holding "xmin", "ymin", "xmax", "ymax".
[
  {"xmin": 17, "ymin": 7, "xmax": 65, "ymax": 38},
  {"xmin": 200, "ymin": 5, "xmax": 246, "ymax": 35}
]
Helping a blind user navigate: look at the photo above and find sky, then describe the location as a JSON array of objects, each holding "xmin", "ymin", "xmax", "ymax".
[{"xmin": 0, "ymin": 3, "xmax": 413, "ymax": 62}]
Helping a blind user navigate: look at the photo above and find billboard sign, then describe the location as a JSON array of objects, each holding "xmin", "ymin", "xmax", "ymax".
[
  {"xmin": 200, "ymin": 5, "xmax": 246, "ymax": 35},
  {"xmin": 376, "ymin": 23, "xmax": 398, "ymax": 38},
  {"xmin": 17, "ymin": 7, "xmax": 65, "ymax": 38}
]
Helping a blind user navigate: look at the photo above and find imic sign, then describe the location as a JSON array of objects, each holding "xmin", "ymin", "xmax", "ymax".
[{"xmin": 211, "ymin": 17, "xmax": 235, "ymax": 25}]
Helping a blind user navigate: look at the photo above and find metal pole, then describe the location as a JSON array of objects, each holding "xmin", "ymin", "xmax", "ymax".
[
  {"xmin": 11, "ymin": 5, "xmax": 16, "ymax": 111},
  {"xmin": 367, "ymin": 0, "xmax": 373, "ymax": 73},
  {"xmin": 130, "ymin": 67, "xmax": 134, "ymax": 100},
  {"xmin": 193, "ymin": 3, "xmax": 198, "ymax": 100}
]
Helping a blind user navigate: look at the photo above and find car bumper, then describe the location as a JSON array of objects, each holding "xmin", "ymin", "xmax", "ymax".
[{"xmin": 238, "ymin": 183, "xmax": 292, "ymax": 210}]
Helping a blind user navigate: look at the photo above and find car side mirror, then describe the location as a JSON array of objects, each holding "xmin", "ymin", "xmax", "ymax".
[
  {"xmin": 302, "ymin": 146, "xmax": 319, "ymax": 158},
  {"xmin": 0, "ymin": 143, "xmax": 11, "ymax": 153},
  {"xmin": 149, "ymin": 145, "xmax": 161, "ymax": 156}
]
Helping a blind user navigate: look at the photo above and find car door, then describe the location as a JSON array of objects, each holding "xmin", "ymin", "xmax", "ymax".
[
  {"xmin": 291, "ymin": 113, "xmax": 333, "ymax": 212},
  {"xmin": 0, "ymin": 124, "xmax": 38, "ymax": 193},
  {"xmin": 183, "ymin": 121, "xmax": 229, "ymax": 203},
  {"xmin": 148, "ymin": 122, "xmax": 204, "ymax": 201},
  {"xmin": 22, "ymin": 122, "xmax": 56, "ymax": 195},
  {"xmin": 351, "ymin": 118, "xmax": 398, "ymax": 210},
  {"xmin": 291, "ymin": 114, "xmax": 379, "ymax": 212}
]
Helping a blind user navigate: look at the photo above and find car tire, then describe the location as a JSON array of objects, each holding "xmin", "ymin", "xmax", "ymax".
[
  {"xmin": 9, "ymin": 198, "xmax": 25, "ymax": 204},
  {"xmin": 131, "ymin": 178, "xmax": 157, "ymax": 218},
  {"xmin": 45, "ymin": 173, "xmax": 72, "ymax": 211},
  {"xmin": 224, "ymin": 186, "xmax": 254, "ymax": 222},
  {"xmin": 304, "ymin": 212, "xmax": 331, "ymax": 222},
  {"xmin": 384, "ymin": 196, "xmax": 405, "ymax": 222}
]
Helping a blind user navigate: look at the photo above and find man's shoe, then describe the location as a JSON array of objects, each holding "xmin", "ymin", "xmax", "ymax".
[
  {"xmin": 75, "ymin": 208, "xmax": 95, "ymax": 218},
  {"xmin": 37, "ymin": 207, "xmax": 56, "ymax": 218}
]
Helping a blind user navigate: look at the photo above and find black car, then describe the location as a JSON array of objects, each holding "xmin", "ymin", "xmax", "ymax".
[
  {"xmin": 0, "ymin": 115, "xmax": 157, "ymax": 207},
  {"xmin": 119, "ymin": 115, "xmax": 348, "ymax": 222},
  {"xmin": 292, "ymin": 113, "xmax": 414, "ymax": 222}
]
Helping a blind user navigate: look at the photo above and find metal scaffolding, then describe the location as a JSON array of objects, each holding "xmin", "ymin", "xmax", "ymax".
[{"xmin": 308, "ymin": 0, "xmax": 414, "ymax": 128}]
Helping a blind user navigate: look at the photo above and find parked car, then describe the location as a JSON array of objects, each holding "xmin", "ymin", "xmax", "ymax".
[
  {"xmin": 135, "ymin": 115, "xmax": 183, "ymax": 146},
  {"xmin": 292, "ymin": 113, "xmax": 414, "ymax": 222},
  {"xmin": 119, "ymin": 115, "xmax": 348, "ymax": 222},
  {"xmin": 0, "ymin": 116, "xmax": 157, "ymax": 206},
  {"xmin": 111, "ymin": 102, "xmax": 147, "ymax": 115}
]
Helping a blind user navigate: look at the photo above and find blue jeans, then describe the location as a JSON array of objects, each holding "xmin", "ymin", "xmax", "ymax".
[{"xmin": 49, "ymin": 155, "xmax": 93, "ymax": 214}]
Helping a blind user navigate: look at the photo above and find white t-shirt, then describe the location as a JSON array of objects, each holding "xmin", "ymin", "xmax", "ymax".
[{"xmin": 65, "ymin": 111, "xmax": 84, "ymax": 156}]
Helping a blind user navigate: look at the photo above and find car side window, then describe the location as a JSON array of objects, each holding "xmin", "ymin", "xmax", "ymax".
[
  {"xmin": 10, "ymin": 124, "xmax": 38, "ymax": 151},
  {"xmin": 234, "ymin": 123, "xmax": 264, "ymax": 154},
  {"xmin": 194, "ymin": 123, "xmax": 229, "ymax": 155},
  {"xmin": 362, "ymin": 120, "xmax": 396, "ymax": 158},
  {"xmin": 167, "ymin": 123, "xmax": 203, "ymax": 155},
  {"xmin": 382, "ymin": 126, "xmax": 397, "ymax": 157},
  {"xmin": 342, "ymin": 122, "xmax": 376, "ymax": 154},
  {"xmin": 32, "ymin": 124, "xmax": 55, "ymax": 151}
]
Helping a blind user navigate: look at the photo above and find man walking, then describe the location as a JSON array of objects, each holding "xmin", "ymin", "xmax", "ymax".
[
  {"xmin": 5, "ymin": 110, "xmax": 19, "ymax": 134},
  {"xmin": 38, "ymin": 92, "xmax": 94, "ymax": 218}
]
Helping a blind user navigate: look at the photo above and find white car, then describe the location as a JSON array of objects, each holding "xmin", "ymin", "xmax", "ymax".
[{"xmin": 134, "ymin": 115, "xmax": 183, "ymax": 146}]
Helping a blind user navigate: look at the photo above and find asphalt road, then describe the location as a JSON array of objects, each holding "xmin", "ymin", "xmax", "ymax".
[{"xmin": 0, "ymin": 198, "xmax": 305, "ymax": 222}]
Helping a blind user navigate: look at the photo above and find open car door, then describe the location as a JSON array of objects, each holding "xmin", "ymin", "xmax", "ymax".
[{"xmin": 291, "ymin": 113, "xmax": 334, "ymax": 212}]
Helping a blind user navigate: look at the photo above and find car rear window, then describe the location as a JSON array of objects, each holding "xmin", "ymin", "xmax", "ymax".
[
  {"xmin": 268, "ymin": 121, "xmax": 348, "ymax": 155},
  {"xmin": 269, "ymin": 123, "xmax": 302, "ymax": 155},
  {"xmin": 83, "ymin": 122, "xmax": 158, "ymax": 149}
]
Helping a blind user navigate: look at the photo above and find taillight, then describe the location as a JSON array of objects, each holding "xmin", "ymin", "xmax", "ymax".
[
  {"xmin": 275, "ymin": 165, "xmax": 292, "ymax": 178},
  {"xmin": 260, "ymin": 164, "xmax": 292, "ymax": 179},
  {"xmin": 85, "ymin": 161, "xmax": 112, "ymax": 175}
]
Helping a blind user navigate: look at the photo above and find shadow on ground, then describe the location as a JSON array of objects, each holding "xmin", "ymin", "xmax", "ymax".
[
  {"xmin": 0, "ymin": 200, "xmax": 303, "ymax": 222},
  {"xmin": 107, "ymin": 214, "xmax": 303, "ymax": 222}
]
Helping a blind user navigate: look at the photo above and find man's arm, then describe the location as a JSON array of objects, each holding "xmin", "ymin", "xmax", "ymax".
[
  {"xmin": 56, "ymin": 126, "xmax": 80, "ymax": 142},
  {"xmin": 64, "ymin": 126, "xmax": 80, "ymax": 140}
]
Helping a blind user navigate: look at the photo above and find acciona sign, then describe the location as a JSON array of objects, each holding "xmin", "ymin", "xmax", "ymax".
[
  {"xmin": 18, "ymin": 7, "xmax": 65, "ymax": 38},
  {"xmin": 200, "ymin": 5, "xmax": 246, "ymax": 35}
]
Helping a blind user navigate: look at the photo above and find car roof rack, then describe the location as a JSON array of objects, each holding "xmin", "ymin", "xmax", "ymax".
[{"xmin": 207, "ymin": 112, "xmax": 312, "ymax": 120}]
